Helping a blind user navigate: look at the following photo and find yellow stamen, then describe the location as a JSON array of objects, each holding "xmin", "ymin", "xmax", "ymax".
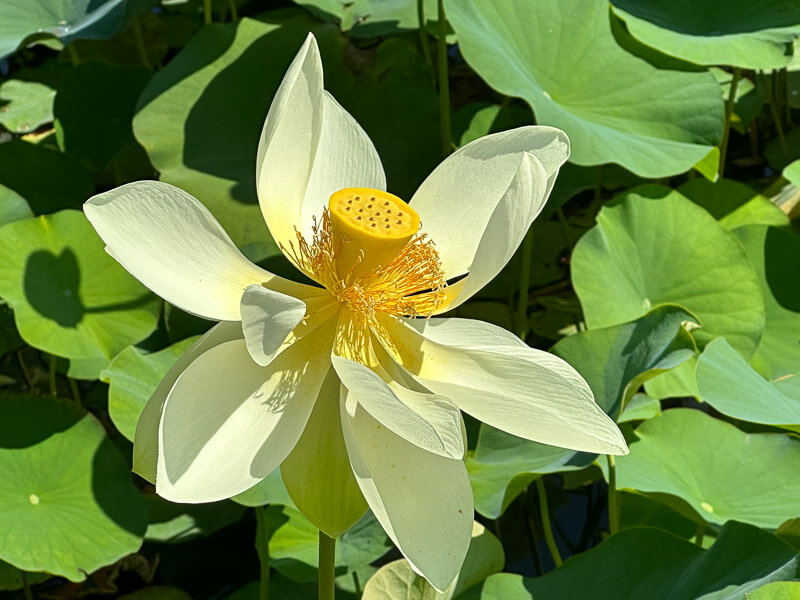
[{"xmin": 281, "ymin": 188, "xmax": 446, "ymax": 330}]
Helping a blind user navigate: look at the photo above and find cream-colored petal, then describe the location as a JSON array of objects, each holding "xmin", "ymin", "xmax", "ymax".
[
  {"xmin": 84, "ymin": 180, "xmax": 311, "ymax": 321},
  {"xmin": 399, "ymin": 317, "xmax": 526, "ymax": 350},
  {"xmin": 240, "ymin": 284, "xmax": 307, "ymax": 366},
  {"xmin": 256, "ymin": 34, "xmax": 385, "ymax": 258},
  {"xmin": 379, "ymin": 315, "xmax": 628, "ymax": 456},
  {"xmin": 341, "ymin": 398, "xmax": 473, "ymax": 591},
  {"xmin": 280, "ymin": 369, "xmax": 367, "ymax": 538},
  {"xmin": 333, "ymin": 355, "xmax": 464, "ymax": 459},
  {"xmin": 410, "ymin": 127, "xmax": 569, "ymax": 311},
  {"xmin": 133, "ymin": 321, "xmax": 243, "ymax": 483},
  {"xmin": 155, "ymin": 322, "xmax": 335, "ymax": 503}
]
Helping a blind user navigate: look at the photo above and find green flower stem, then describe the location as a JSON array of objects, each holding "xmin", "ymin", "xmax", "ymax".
[
  {"xmin": 203, "ymin": 0, "xmax": 213, "ymax": 24},
  {"xmin": 67, "ymin": 43, "xmax": 80, "ymax": 66},
  {"xmin": 318, "ymin": 531, "xmax": 336, "ymax": 600},
  {"xmin": 694, "ymin": 522, "xmax": 705, "ymax": 547},
  {"xmin": 437, "ymin": 0, "xmax": 452, "ymax": 157},
  {"xmin": 515, "ymin": 226, "xmax": 534, "ymax": 339},
  {"xmin": 607, "ymin": 454, "xmax": 619, "ymax": 535},
  {"xmin": 718, "ymin": 68, "xmax": 740, "ymax": 178},
  {"xmin": 131, "ymin": 17, "xmax": 151, "ymax": 69},
  {"xmin": 535, "ymin": 478, "xmax": 562, "ymax": 567},
  {"xmin": 228, "ymin": 0, "xmax": 238, "ymax": 21},
  {"xmin": 69, "ymin": 378, "xmax": 81, "ymax": 406},
  {"xmin": 20, "ymin": 570, "xmax": 33, "ymax": 600},
  {"xmin": 48, "ymin": 354, "xmax": 57, "ymax": 398},
  {"xmin": 16, "ymin": 351, "xmax": 33, "ymax": 390},
  {"xmin": 417, "ymin": 0, "xmax": 435, "ymax": 83},
  {"xmin": 255, "ymin": 506, "xmax": 271, "ymax": 600},
  {"xmin": 769, "ymin": 70, "xmax": 789, "ymax": 158}
]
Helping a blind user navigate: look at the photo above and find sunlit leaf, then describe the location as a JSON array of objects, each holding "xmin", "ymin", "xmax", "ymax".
[
  {"xmin": 445, "ymin": 0, "xmax": 724, "ymax": 177},
  {"xmin": 0, "ymin": 210, "xmax": 160, "ymax": 364},
  {"xmin": 0, "ymin": 394, "xmax": 146, "ymax": 581}
]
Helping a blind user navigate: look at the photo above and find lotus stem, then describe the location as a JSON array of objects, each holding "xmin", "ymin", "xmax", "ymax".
[
  {"xmin": 131, "ymin": 17, "xmax": 151, "ymax": 69},
  {"xmin": 417, "ymin": 0, "xmax": 435, "ymax": 83},
  {"xmin": 255, "ymin": 507, "xmax": 270, "ymax": 600},
  {"xmin": 204, "ymin": 0, "xmax": 212, "ymax": 24},
  {"xmin": 48, "ymin": 354, "xmax": 57, "ymax": 398},
  {"xmin": 318, "ymin": 531, "xmax": 336, "ymax": 600},
  {"xmin": 719, "ymin": 68, "xmax": 740, "ymax": 178},
  {"xmin": 536, "ymin": 478, "xmax": 563, "ymax": 567},
  {"xmin": 607, "ymin": 454, "xmax": 619, "ymax": 535},
  {"xmin": 437, "ymin": 0, "xmax": 452, "ymax": 156}
]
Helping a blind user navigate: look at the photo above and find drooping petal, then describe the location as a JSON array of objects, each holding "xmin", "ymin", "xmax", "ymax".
[
  {"xmin": 133, "ymin": 320, "xmax": 244, "ymax": 483},
  {"xmin": 379, "ymin": 315, "xmax": 628, "ymax": 456},
  {"xmin": 410, "ymin": 127, "xmax": 569, "ymax": 311},
  {"xmin": 280, "ymin": 369, "xmax": 367, "ymax": 538},
  {"xmin": 240, "ymin": 284, "xmax": 308, "ymax": 366},
  {"xmin": 155, "ymin": 322, "xmax": 336, "ymax": 503},
  {"xmin": 340, "ymin": 397, "xmax": 473, "ymax": 592},
  {"xmin": 332, "ymin": 355, "xmax": 464, "ymax": 459},
  {"xmin": 84, "ymin": 180, "xmax": 313, "ymax": 321},
  {"xmin": 256, "ymin": 34, "xmax": 385, "ymax": 258}
]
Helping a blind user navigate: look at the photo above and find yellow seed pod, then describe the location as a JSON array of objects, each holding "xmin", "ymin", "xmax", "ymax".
[{"xmin": 328, "ymin": 187, "xmax": 420, "ymax": 281}]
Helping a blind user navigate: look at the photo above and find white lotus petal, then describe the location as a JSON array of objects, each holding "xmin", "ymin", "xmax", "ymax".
[
  {"xmin": 341, "ymin": 398, "xmax": 473, "ymax": 591},
  {"xmin": 156, "ymin": 323, "xmax": 335, "ymax": 503},
  {"xmin": 240, "ymin": 284, "xmax": 308, "ymax": 366},
  {"xmin": 332, "ymin": 355, "xmax": 464, "ymax": 459},
  {"xmin": 133, "ymin": 320, "xmax": 244, "ymax": 483},
  {"xmin": 401, "ymin": 317, "xmax": 527, "ymax": 349},
  {"xmin": 379, "ymin": 315, "xmax": 628, "ymax": 456},
  {"xmin": 256, "ymin": 34, "xmax": 385, "ymax": 257},
  {"xmin": 410, "ymin": 127, "xmax": 569, "ymax": 311},
  {"xmin": 84, "ymin": 180, "xmax": 312, "ymax": 321}
]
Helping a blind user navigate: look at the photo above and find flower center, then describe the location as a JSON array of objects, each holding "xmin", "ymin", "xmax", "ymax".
[{"xmin": 283, "ymin": 187, "xmax": 446, "ymax": 326}]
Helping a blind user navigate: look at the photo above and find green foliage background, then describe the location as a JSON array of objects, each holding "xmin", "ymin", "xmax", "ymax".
[{"xmin": 1, "ymin": 0, "xmax": 799, "ymax": 598}]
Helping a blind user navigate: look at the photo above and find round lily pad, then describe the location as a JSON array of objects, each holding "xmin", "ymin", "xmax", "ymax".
[
  {"xmin": 611, "ymin": 0, "xmax": 800, "ymax": 69},
  {"xmin": 0, "ymin": 394, "xmax": 147, "ymax": 581},
  {"xmin": 0, "ymin": 79, "xmax": 55, "ymax": 134},
  {"xmin": 571, "ymin": 189, "xmax": 765, "ymax": 357},
  {"xmin": 0, "ymin": 210, "xmax": 160, "ymax": 361},
  {"xmin": 615, "ymin": 409, "xmax": 800, "ymax": 528},
  {"xmin": 445, "ymin": 0, "xmax": 724, "ymax": 178}
]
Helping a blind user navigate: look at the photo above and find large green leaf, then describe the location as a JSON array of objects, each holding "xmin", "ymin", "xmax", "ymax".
[
  {"xmin": 734, "ymin": 225, "xmax": 800, "ymax": 380},
  {"xmin": 466, "ymin": 425, "xmax": 593, "ymax": 519},
  {"xmin": 696, "ymin": 338, "xmax": 800, "ymax": 428},
  {"xmin": 102, "ymin": 337, "xmax": 198, "ymax": 441},
  {"xmin": 0, "ymin": 0, "xmax": 155, "ymax": 60},
  {"xmin": 0, "ymin": 79, "xmax": 55, "ymax": 134},
  {"xmin": 611, "ymin": 0, "xmax": 800, "ymax": 69},
  {"xmin": 678, "ymin": 179, "xmax": 789, "ymax": 230},
  {"xmin": 0, "ymin": 394, "xmax": 146, "ymax": 581},
  {"xmin": 0, "ymin": 210, "xmax": 160, "ymax": 363},
  {"xmin": 293, "ymin": 0, "xmax": 440, "ymax": 38},
  {"xmin": 134, "ymin": 16, "xmax": 440, "ymax": 250},
  {"xmin": 553, "ymin": 305, "xmax": 696, "ymax": 419},
  {"xmin": 445, "ymin": 0, "xmax": 723, "ymax": 178},
  {"xmin": 0, "ymin": 140, "xmax": 93, "ymax": 214},
  {"xmin": 572, "ymin": 189, "xmax": 765, "ymax": 357},
  {"xmin": 462, "ymin": 522, "xmax": 798, "ymax": 599},
  {"xmin": 54, "ymin": 62, "xmax": 152, "ymax": 171},
  {"xmin": 0, "ymin": 184, "xmax": 32, "ymax": 229},
  {"xmin": 614, "ymin": 409, "xmax": 800, "ymax": 528},
  {"xmin": 748, "ymin": 582, "xmax": 800, "ymax": 600}
]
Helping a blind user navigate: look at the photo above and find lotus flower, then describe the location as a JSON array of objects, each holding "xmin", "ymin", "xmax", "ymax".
[{"xmin": 84, "ymin": 33, "xmax": 627, "ymax": 590}]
